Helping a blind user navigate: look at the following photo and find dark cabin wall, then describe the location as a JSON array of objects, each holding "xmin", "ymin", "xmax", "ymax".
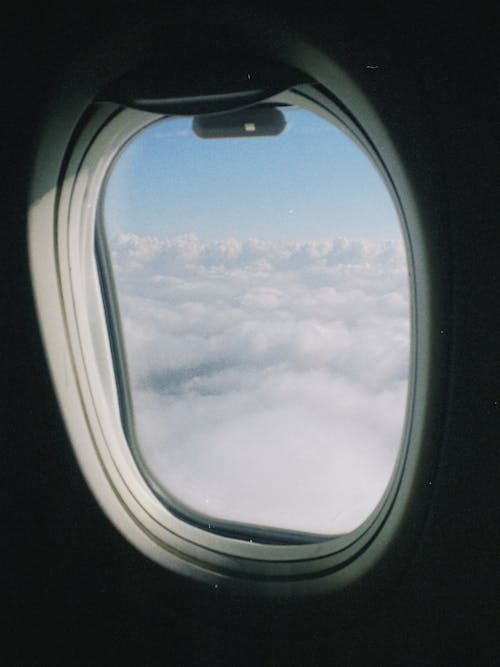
[{"xmin": 3, "ymin": 3, "xmax": 499, "ymax": 664}]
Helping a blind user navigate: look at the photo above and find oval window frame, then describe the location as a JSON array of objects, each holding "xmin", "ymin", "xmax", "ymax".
[{"xmin": 28, "ymin": 71, "xmax": 444, "ymax": 598}]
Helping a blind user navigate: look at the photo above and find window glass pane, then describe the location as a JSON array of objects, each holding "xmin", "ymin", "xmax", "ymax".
[{"xmin": 103, "ymin": 108, "xmax": 410, "ymax": 537}]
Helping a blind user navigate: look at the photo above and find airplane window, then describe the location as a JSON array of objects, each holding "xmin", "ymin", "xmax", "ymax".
[{"xmin": 101, "ymin": 106, "xmax": 410, "ymax": 539}]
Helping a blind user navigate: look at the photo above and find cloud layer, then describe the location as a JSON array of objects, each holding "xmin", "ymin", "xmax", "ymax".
[{"xmin": 110, "ymin": 233, "xmax": 410, "ymax": 536}]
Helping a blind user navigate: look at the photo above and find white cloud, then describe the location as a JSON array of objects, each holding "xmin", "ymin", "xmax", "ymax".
[{"xmin": 110, "ymin": 233, "xmax": 410, "ymax": 536}]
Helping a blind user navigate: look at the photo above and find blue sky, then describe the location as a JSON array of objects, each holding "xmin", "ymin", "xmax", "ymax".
[{"xmin": 104, "ymin": 108, "xmax": 400, "ymax": 241}]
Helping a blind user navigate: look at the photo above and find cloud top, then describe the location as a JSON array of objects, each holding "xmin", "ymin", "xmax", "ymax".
[{"xmin": 110, "ymin": 233, "xmax": 410, "ymax": 536}]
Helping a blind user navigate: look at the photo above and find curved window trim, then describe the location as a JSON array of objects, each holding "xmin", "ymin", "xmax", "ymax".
[{"xmin": 28, "ymin": 75, "xmax": 440, "ymax": 597}]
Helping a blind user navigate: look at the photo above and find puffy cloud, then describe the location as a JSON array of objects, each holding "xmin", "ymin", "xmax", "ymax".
[{"xmin": 110, "ymin": 233, "xmax": 410, "ymax": 536}]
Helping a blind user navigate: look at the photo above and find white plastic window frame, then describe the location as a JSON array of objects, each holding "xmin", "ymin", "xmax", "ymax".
[{"xmin": 28, "ymin": 83, "xmax": 431, "ymax": 597}]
